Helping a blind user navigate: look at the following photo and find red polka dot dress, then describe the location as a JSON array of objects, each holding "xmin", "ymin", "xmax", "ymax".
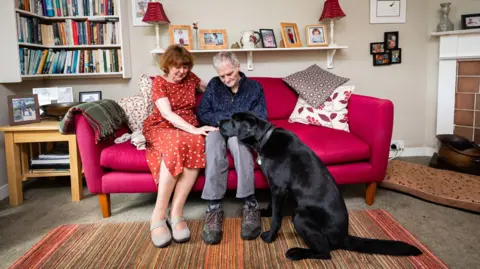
[{"xmin": 142, "ymin": 72, "xmax": 206, "ymax": 184}]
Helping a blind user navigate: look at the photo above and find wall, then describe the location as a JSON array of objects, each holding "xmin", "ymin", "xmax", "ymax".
[{"xmin": 0, "ymin": 0, "xmax": 479, "ymax": 198}]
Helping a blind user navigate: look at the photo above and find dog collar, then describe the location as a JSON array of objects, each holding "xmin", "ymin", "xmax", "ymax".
[{"xmin": 258, "ymin": 123, "xmax": 275, "ymax": 151}]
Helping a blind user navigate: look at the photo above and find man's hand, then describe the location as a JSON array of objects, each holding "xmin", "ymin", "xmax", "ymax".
[{"xmin": 192, "ymin": 126, "xmax": 218, "ymax": 136}]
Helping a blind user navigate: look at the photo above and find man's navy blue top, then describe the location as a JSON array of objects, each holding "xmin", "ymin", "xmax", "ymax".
[{"xmin": 197, "ymin": 72, "xmax": 268, "ymax": 127}]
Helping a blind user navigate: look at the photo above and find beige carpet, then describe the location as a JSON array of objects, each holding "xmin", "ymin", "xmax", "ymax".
[{"xmin": 381, "ymin": 160, "xmax": 480, "ymax": 212}]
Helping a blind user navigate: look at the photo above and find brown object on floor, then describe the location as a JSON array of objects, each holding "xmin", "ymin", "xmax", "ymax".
[
  {"xmin": 381, "ymin": 160, "xmax": 480, "ymax": 212},
  {"xmin": 436, "ymin": 134, "xmax": 480, "ymax": 168},
  {"xmin": 9, "ymin": 209, "xmax": 448, "ymax": 269}
]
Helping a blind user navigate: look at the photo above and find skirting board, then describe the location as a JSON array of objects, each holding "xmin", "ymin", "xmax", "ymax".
[
  {"xmin": 389, "ymin": 147, "xmax": 437, "ymax": 159},
  {"xmin": 0, "ymin": 184, "xmax": 8, "ymax": 201}
]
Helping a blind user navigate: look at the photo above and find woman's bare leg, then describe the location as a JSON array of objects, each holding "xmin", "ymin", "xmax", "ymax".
[
  {"xmin": 170, "ymin": 167, "xmax": 200, "ymax": 230},
  {"xmin": 151, "ymin": 160, "xmax": 177, "ymax": 236}
]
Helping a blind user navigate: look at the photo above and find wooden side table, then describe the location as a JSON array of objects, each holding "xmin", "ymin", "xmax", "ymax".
[{"xmin": 0, "ymin": 120, "xmax": 83, "ymax": 206}]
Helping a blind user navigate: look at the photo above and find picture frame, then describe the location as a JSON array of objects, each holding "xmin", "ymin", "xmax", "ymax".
[
  {"xmin": 305, "ymin": 24, "xmax": 328, "ymax": 47},
  {"xmin": 384, "ymin": 31, "xmax": 399, "ymax": 50},
  {"xmin": 461, "ymin": 13, "xmax": 480, "ymax": 30},
  {"xmin": 259, "ymin": 29, "xmax": 277, "ymax": 48},
  {"xmin": 373, "ymin": 52, "xmax": 392, "ymax": 66},
  {"xmin": 131, "ymin": 0, "xmax": 153, "ymax": 27},
  {"xmin": 199, "ymin": 29, "xmax": 228, "ymax": 50},
  {"xmin": 7, "ymin": 94, "xmax": 41, "ymax": 126},
  {"xmin": 390, "ymin": 48, "xmax": 402, "ymax": 64},
  {"xmin": 169, "ymin": 25, "xmax": 194, "ymax": 50},
  {"xmin": 370, "ymin": 42, "xmax": 386, "ymax": 54},
  {"xmin": 280, "ymin": 22, "xmax": 302, "ymax": 48},
  {"xmin": 370, "ymin": 0, "xmax": 406, "ymax": 24},
  {"xmin": 79, "ymin": 91, "xmax": 102, "ymax": 103}
]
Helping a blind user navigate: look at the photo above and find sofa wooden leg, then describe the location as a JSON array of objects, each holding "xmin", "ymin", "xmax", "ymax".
[
  {"xmin": 365, "ymin": 182, "xmax": 377, "ymax": 206},
  {"xmin": 98, "ymin": 194, "xmax": 111, "ymax": 218}
]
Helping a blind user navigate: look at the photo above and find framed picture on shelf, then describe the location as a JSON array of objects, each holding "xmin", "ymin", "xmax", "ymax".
[
  {"xmin": 373, "ymin": 52, "xmax": 392, "ymax": 66},
  {"xmin": 384, "ymin": 31, "xmax": 399, "ymax": 50},
  {"xmin": 305, "ymin": 24, "xmax": 328, "ymax": 47},
  {"xmin": 169, "ymin": 25, "xmax": 193, "ymax": 50},
  {"xmin": 132, "ymin": 0, "xmax": 153, "ymax": 27},
  {"xmin": 280, "ymin": 22, "xmax": 302, "ymax": 48},
  {"xmin": 259, "ymin": 29, "xmax": 277, "ymax": 48},
  {"xmin": 7, "ymin": 94, "xmax": 41, "ymax": 126},
  {"xmin": 79, "ymin": 91, "xmax": 102, "ymax": 103},
  {"xmin": 461, "ymin": 13, "xmax": 480, "ymax": 30},
  {"xmin": 390, "ymin": 48, "xmax": 402, "ymax": 64},
  {"xmin": 370, "ymin": 42, "xmax": 385, "ymax": 54},
  {"xmin": 199, "ymin": 29, "xmax": 228, "ymax": 50}
]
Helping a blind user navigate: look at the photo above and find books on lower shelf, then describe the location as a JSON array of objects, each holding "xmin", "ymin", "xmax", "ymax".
[
  {"xmin": 20, "ymin": 48, "xmax": 122, "ymax": 75},
  {"xmin": 30, "ymin": 153, "xmax": 70, "ymax": 170}
]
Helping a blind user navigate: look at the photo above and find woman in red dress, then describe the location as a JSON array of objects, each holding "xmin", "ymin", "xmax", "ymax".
[{"xmin": 143, "ymin": 45, "xmax": 217, "ymax": 247}]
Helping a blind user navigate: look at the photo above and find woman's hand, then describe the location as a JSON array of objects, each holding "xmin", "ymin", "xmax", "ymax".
[{"xmin": 193, "ymin": 126, "xmax": 218, "ymax": 136}]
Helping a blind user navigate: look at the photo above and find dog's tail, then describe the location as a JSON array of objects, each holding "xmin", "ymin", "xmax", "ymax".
[{"xmin": 344, "ymin": 235, "xmax": 422, "ymax": 256}]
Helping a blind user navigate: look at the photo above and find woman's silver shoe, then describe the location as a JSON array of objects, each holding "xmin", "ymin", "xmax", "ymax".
[
  {"xmin": 150, "ymin": 219, "xmax": 172, "ymax": 248},
  {"xmin": 168, "ymin": 216, "xmax": 191, "ymax": 243}
]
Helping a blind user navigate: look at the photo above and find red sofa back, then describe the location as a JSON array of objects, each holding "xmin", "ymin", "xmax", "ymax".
[{"xmin": 195, "ymin": 77, "xmax": 298, "ymax": 121}]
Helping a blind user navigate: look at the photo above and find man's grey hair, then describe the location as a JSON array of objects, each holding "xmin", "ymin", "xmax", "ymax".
[{"xmin": 213, "ymin": 51, "xmax": 240, "ymax": 69}]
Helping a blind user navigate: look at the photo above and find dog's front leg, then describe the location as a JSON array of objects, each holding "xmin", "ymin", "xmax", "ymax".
[{"xmin": 261, "ymin": 189, "xmax": 285, "ymax": 243}]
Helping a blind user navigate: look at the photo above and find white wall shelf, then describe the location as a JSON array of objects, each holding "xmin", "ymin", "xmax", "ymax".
[
  {"xmin": 431, "ymin": 28, "xmax": 480, "ymax": 36},
  {"xmin": 18, "ymin": 42, "xmax": 122, "ymax": 49},
  {"xmin": 21, "ymin": 72, "xmax": 123, "ymax": 80},
  {"xmin": 151, "ymin": 45, "xmax": 348, "ymax": 70}
]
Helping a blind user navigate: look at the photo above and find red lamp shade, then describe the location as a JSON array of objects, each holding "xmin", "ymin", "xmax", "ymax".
[
  {"xmin": 142, "ymin": 2, "xmax": 170, "ymax": 24},
  {"xmin": 319, "ymin": 0, "xmax": 346, "ymax": 21}
]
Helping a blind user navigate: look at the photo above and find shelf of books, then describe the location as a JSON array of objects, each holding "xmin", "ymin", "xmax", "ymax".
[{"xmin": 11, "ymin": 0, "xmax": 131, "ymax": 81}]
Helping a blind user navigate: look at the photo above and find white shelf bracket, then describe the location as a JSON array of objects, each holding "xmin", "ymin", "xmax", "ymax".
[
  {"xmin": 326, "ymin": 49, "xmax": 337, "ymax": 69},
  {"xmin": 247, "ymin": 51, "xmax": 254, "ymax": 71}
]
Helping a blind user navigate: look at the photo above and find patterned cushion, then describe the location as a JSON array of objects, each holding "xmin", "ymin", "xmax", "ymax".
[
  {"xmin": 288, "ymin": 85, "xmax": 355, "ymax": 132},
  {"xmin": 283, "ymin": 64, "xmax": 349, "ymax": 108},
  {"xmin": 117, "ymin": 74, "xmax": 153, "ymax": 132}
]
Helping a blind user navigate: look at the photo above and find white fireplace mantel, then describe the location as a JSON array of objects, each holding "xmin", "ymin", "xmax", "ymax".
[{"xmin": 431, "ymin": 29, "xmax": 480, "ymax": 135}]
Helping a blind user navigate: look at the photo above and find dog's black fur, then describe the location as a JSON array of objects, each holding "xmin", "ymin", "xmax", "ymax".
[{"xmin": 219, "ymin": 112, "xmax": 422, "ymax": 261}]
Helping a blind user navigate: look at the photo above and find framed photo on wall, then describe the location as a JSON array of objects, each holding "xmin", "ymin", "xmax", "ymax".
[
  {"xmin": 132, "ymin": 0, "xmax": 153, "ymax": 27},
  {"xmin": 384, "ymin": 31, "xmax": 399, "ymax": 50},
  {"xmin": 370, "ymin": 0, "xmax": 406, "ymax": 24},
  {"xmin": 370, "ymin": 42, "xmax": 385, "ymax": 54},
  {"xmin": 169, "ymin": 25, "xmax": 193, "ymax": 50},
  {"xmin": 305, "ymin": 24, "xmax": 328, "ymax": 47},
  {"xmin": 373, "ymin": 52, "xmax": 392, "ymax": 66},
  {"xmin": 7, "ymin": 94, "xmax": 41, "ymax": 126},
  {"xmin": 391, "ymin": 48, "xmax": 402, "ymax": 64},
  {"xmin": 259, "ymin": 29, "xmax": 277, "ymax": 48},
  {"xmin": 280, "ymin": 22, "xmax": 302, "ymax": 48},
  {"xmin": 199, "ymin": 29, "xmax": 228, "ymax": 50},
  {"xmin": 79, "ymin": 91, "xmax": 102, "ymax": 103},
  {"xmin": 461, "ymin": 13, "xmax": 480, "ymax": 29}
]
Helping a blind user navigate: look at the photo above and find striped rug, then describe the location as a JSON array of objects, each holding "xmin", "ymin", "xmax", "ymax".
[{"xmin": 9, "ymin": 209, "xmax": 448, "ymax": 269}]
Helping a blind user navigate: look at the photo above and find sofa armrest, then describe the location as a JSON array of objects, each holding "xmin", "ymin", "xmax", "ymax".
[
  {"xmin": 74, "ymin": 114, "xmax": 129, "ymax": 194},
  {"xmin": 348, "ymin": 94, "xmax": 394, "ymax": 182}
]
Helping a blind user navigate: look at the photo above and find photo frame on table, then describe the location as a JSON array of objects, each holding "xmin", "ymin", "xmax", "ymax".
[
  {"xmin": 132, "ymin": 0, "xmax": 153, "ymax": 27},
  {"xmin": 169, "ymin": 25, "xmax": 193, "ymax": 50},
  {"xmin": 7, "ymin": 94, "xmax": 41, "ymax": 126},
  {"xmin": 390, "ymin": 48, "xmax": 402, "ymax": 64},
  {"xmin": 305, "ymin": 24, "xmax": 328, "ymax": 47},
  {"xmin": 461, "ymin": 13, "xmax": 480, "ymax": 30},
  {"xmin": 384, "ymin": 31, "xmax": 399, "ymax": 50},
  {"xmin": 373, "ymin": 52, "xmax": 391, "ymax": 66},
  {"xmin": 199, "ymin": 29, "xmax": 228, "ymax": 50},
  {"xmin": 280, "ymin": 22, "xmax": 302, "ymax": 48},
  {"xmin": 79, "ymin": 91, "xmax": 102, "ymax": 103},
  {"xmin": 370, "ymin": 42, "xmax": 386, "ymax": 54},
  {"xmin": 259, "ymin": 29, "xmax": 277, "ymax": 48}
]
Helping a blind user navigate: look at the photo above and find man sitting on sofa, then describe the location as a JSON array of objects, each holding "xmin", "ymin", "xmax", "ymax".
[{"xmin": 197, "ymin": 51, "xmax": 268, "ymax": 244}]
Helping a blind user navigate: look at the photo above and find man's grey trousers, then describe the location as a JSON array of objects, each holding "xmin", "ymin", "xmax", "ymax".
[{"xmin": 201, "ymin": 131, "xmax": 255, "ymax": 200}]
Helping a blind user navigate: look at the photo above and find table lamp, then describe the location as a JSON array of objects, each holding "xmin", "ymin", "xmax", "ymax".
[
  {"xmin": 319, "ymin": 0, "xmax": 346, "ymax": 46},
  {"xmin": 142, "ymin": 1, "xmax": 171, "ymax": 53}
]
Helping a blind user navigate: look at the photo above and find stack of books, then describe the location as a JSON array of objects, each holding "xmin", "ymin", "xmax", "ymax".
[{"xmin": 30, "ymin": 144, "xmax": 70, "ymax": 172}]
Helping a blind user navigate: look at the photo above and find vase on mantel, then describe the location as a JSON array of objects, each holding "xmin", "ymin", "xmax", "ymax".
[{"xmin": 437, "ymin": 3, "xmax": 454, "ymax": 32}]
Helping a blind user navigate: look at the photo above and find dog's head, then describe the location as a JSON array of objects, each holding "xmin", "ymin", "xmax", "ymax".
[{"xmin": 219, "ymin": 112, "xmax": 272, "ymax": 150}]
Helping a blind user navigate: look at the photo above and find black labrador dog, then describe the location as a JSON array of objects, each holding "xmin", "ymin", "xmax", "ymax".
[{"xmin": 218, "ymin": 112, "xmax": 422, "ymax": 261}]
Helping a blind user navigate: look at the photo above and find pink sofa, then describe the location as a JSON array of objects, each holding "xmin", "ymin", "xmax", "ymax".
[{"xmin": 74, "ymin": 77, "xmax": 394, "ymax": 218}]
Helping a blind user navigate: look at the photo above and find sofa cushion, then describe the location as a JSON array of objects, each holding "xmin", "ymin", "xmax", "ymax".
[
  {"xmin": 117, "ymin": 74, "xmax": 153, "ymax": 132},
  {"xmin": 250, "ymin": 77, "xmax": 299, "ymax": 120},
  {"xmin": 271, "ymin": 119, "xmax": 370, "ymax": 165},
  {"xmin": 288, "ymin": 85, "xmax": 355, "ymax": 132},
  {"xmin": 282, "ymin": 64, "xmax": 349, "ymax": 108}
]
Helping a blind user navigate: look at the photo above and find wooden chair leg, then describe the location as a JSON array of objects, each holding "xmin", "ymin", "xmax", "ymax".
[
  {"xmin": 365, "ymin": 182, "xmax": 377, "ymax": 206},
  {"xmin": 98, "ymin": 194, "xmax": 111, "ymax": 218}
]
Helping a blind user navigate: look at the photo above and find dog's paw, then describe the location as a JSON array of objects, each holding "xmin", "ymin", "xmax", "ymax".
[
  {"xmin": 260, "ymin": 208, "xmax": 272, "ymax": 217},
  {"xmin": 261, "ymin": 231, "xmax": 274, "ymax": 243}
]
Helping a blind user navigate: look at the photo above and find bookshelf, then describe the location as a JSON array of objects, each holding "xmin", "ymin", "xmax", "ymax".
[{"xmin": 0, "ymin": 0, "xmax": 131, "ymax": 83}]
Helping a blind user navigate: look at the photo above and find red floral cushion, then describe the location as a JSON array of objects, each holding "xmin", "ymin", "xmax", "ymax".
[{"xmin": 288, "ymin": 85, "xmax": 355, "ymax": 132}]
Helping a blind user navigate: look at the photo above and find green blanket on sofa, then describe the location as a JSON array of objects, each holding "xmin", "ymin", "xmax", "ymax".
[{"xmin": 59, "ymin": 99, "xmax": 128, "ymax": 142}]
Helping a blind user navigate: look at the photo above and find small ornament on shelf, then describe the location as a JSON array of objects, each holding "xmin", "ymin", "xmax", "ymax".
[{"xmin": 193, "ymin": 21, "xmax": 199, "ymax": 49}]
